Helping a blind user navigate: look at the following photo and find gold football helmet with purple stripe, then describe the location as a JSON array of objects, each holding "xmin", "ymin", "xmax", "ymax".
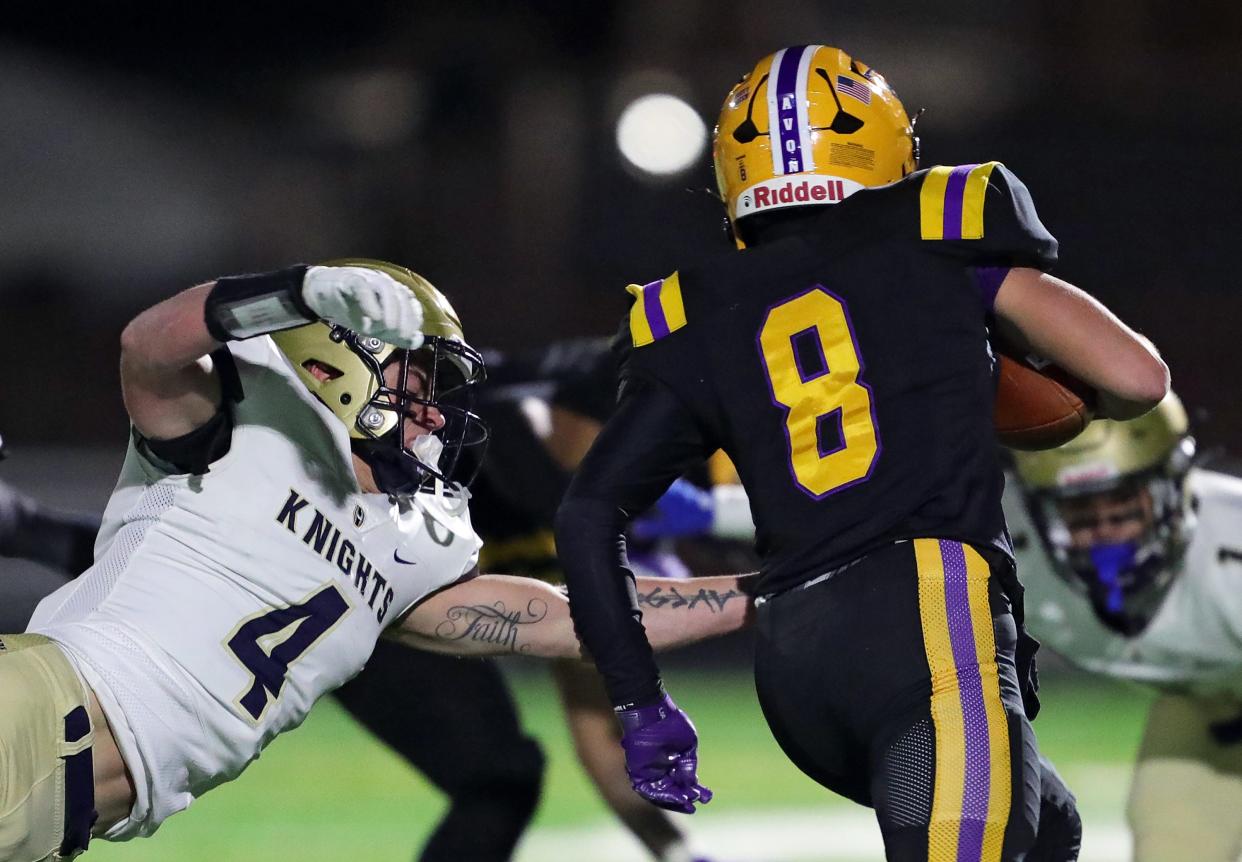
[{"xmin": 713, "ymin": 45, "xmax": 918, "ymax": 245}]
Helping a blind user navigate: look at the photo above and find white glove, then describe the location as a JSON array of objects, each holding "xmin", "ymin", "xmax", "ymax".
[{"xmin": 302, "ymin": 265, "xmax": 425, "ymax": 350}]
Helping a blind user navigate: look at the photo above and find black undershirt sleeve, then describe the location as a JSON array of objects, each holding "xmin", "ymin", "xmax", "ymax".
[
  {"xmin": 554, "ymin": 374, "xmax": 713, "ymax": 709},
  {"xmin": 133, "ymin": 348, "xmax": 244, "ymax": 475}
]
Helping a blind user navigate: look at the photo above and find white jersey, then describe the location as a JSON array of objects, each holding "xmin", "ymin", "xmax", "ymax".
[
  {"xmin": 27, "ymin": 337, "xmax": 481, "ymax": 840},
  {"xmin": 1007, "ymin": 466, "xmax": 1242, "ymax": 699}
]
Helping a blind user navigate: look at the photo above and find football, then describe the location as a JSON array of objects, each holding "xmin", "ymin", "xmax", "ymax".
[{"xmin": 993, "ymin": 353, "xmax": 1096, "ymax": 450}]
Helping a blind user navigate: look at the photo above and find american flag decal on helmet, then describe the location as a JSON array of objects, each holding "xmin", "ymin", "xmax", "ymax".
[{"xmin": 836, "ymin": 75, "xmax": 872, "ymax": 105}]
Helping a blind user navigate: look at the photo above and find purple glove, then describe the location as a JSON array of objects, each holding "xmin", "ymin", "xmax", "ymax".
[
  {"xmin": 617, "ymin": 693, "xmax": 713, "ymax": 814},
  {"xmin": 631, "ymin": 478, "xmax": 714, "ymax": 542}
]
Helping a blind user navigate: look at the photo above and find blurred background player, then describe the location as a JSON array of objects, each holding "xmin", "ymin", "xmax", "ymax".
[
  {"xmin": 0, "ymin": 436, "xmax": 99, "ymax": 630},
  {"xmin": 468, "ymin": 336, "xmax": 734, "ymax": 862},
  {"xmin": 1007, "ymin": 393, "xmax": 1242, "ymax": 862},
  {"xmin": 557, "ymin": 44, "xmax": 1167, "ymax": 862}
]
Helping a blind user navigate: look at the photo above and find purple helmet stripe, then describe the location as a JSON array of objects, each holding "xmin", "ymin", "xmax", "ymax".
[{"xmin": 771, "ymin": 45, "xmax": 809, "ymax": 176}]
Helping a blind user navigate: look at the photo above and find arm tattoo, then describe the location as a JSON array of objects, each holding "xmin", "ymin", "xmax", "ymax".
[
  {"xmin": 635, "ymin": 585, "xmax": 743, "ymax": 613},
  {"xmin": 434, "ymin": 599, "xmax": 549, "ymax": 653}
]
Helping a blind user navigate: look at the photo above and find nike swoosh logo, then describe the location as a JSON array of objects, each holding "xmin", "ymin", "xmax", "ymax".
[{"xmin": 393, "ymin": 550, "xmax": 418, "ymax": 566}]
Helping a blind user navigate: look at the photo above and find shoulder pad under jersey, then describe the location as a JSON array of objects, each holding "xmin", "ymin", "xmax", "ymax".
[
  {"xmin": 915, "ymin": 161, "xmax": 1058, "ymax": 270},
  {"xmin": 625, "ymin": 272, "xmax": 687, "ymax": 348}
]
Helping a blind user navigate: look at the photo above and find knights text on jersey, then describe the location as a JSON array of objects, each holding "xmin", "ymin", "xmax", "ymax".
[
  {"xmin": 622, "ymin": 163, "xmax": 1056, "ymax": 595},
  {"xmin": 1011, "ymin": 467, "xmax": 1242, "ymax": 697},
  {"xmin": 26, "ymin": 336, "xmax": 481, "ymax": 839}
]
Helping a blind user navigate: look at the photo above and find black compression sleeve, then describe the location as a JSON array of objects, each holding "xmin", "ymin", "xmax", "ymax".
[{"xmin": 554, "ymin": 375, "xmax": 712, "ymax": 708}]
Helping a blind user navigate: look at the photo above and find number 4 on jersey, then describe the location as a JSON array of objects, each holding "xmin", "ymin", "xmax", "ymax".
[
  {"xmin": 757, "ymin": 287, "xmax": 880, "ymax": 498},
  {"xmin": 226, "ymin": 584, "xmax": 351, "ymax": 722}
]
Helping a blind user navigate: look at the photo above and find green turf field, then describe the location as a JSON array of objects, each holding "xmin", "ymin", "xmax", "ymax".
[{"xmin": 84, "ymin": 665, "xmax": 1150, "ymax": 861}]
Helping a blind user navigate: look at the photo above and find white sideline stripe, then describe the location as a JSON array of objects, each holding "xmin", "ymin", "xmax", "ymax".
[{"xmin": 516, "ymin": 806, "xmax": 1131, "ymax": 861}]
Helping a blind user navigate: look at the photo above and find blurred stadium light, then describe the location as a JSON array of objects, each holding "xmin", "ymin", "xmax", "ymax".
[{"xmin": 615, "ymin": 92, "xmax": 707, "ymax": 178}]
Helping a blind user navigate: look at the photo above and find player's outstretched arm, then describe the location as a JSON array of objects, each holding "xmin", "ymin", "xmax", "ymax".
[
  {"xmin": 993, "ymin": 268, "xmax": 1169, "ymax": 419},
  {"xmin": 121, "ymin": 265, "xmax": 426, "ymax": 442},
  {"xmin": 392, "ymin": 572, "xmax": 754, "ymax": 659}
]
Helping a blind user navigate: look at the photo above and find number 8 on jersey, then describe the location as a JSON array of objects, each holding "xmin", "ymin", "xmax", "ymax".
[{"xmin": 757, "ymin": 287, "xmax": 880, "ymax": 498}]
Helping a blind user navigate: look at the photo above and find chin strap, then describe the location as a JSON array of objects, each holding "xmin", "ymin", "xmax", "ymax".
[{"xmin": 354, "ymin": 440, "xmax": 427, "ymax": 496}]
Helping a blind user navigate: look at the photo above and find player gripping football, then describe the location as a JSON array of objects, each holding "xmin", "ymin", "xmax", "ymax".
[{"xmin": 555, "ymin": 45, "xmax": 1167, "ymax": 862}]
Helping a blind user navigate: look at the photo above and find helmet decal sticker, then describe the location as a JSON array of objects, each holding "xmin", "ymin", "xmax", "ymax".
[
  {"xmin": 812, "ymin": 68, "xmax": 865, "ymax": 134},
  {"xmin": 835, "ymin": 74, "xmax": 872, "ymax": 105},
  {"xmin": 731, "ymin": 74, "xmax": 768, "ymax": 144}
]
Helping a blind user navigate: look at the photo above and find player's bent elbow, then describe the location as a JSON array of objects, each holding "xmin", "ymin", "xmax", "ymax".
[
  {"xmin": 1101, "ymin": 353, "xmax": 1170, "ymax": 420},
  {"xmin": 1135, "ymin": 353, "xmax": 1171, "ymax": 405},
  {"xmin": 119, "ymin": 317, "xmax": 148, "ymax": 370},
  {"xmin": 120, "ymin": 313, "xmax": 177, "ymax": 378}
]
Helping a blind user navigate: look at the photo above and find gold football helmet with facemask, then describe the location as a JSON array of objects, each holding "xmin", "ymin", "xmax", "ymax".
[
  {"xmin": 1011, "ymin": 394, "xmax": 1195, "ymax": 634},
  {"xmin": 271, "ymin": 259, "xmax": 487, "ymax": 494},
  {"xmin": 713, "ymin": 45, "xmax": 919, "ymax": 247}
]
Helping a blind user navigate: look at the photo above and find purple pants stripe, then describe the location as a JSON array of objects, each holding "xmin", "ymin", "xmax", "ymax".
[
  {"xmin": 941, "ymin": 164, "xmax": 978, "ymax": 241},
  {"xmin": 939, "ymin": 539, "xmax": 991, "ymax": 862},
  {"xmin": 774, "ymin": 45, "xmax": 807, "ymax": 174},
  {"xmin": 641, "ymin": 280, "xmax": 670, "ymax": 341}
]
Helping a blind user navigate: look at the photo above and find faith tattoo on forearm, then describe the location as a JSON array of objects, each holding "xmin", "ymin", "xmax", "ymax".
[
  {"xmin": 435, "ymin": 599, "xmax": 549, "ymax": 653},
  {"xmin": 635, "ymin": 585, "xmax": 744, "ymax": 613}
]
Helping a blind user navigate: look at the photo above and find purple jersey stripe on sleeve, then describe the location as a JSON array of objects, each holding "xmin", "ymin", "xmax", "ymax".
[
  {"xmin": 971, "ymin": 266, "xmax": 1010, "ymax": 311},
  {"xmin": 642, "ymin": 280, "xmax": 671, "ymax": 341},
  {"xmin": 942, "ymin": 164, "xmax": 978, "ymax": 241}
]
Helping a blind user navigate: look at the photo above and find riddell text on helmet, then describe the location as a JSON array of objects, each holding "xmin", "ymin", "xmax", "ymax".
[{"xmin": 736, "ymin": 175, "xmax": 865, "ymax": 216}]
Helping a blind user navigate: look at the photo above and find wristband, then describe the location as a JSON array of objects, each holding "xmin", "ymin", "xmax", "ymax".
[{"xmin": 204, "ymin": 265, "xmax": 315, "ymax": 341}]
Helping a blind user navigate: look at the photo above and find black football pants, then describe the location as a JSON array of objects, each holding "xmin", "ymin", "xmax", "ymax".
[{"xmin": 753, "ymin": 539, "xmax": 1080, "ymax": 862}]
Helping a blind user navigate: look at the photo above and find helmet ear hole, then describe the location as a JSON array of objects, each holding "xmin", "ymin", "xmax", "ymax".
[{"xmin": 300, "ymin": 359, "xmax": 344, "ymax": 382}]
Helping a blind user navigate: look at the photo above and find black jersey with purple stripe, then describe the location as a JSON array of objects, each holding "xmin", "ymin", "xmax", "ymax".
[{"xmin": 616, "ymin": 162, "xmax": 1056, "ymax": 597}]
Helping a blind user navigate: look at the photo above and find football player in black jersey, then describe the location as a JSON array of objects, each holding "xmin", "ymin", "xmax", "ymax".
[{"xmin": 556, "ymin": 45, "xmax": 1169, "ymax": 862}]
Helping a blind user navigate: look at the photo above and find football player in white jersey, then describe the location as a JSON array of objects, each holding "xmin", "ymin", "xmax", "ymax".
[
  {"xmin": 0, "ymin": 260, "xmax": 754, "ymax": 862},
  {"xmin": 1005, "ymin": 393, "xmax": 1242, "ymax": 862}
]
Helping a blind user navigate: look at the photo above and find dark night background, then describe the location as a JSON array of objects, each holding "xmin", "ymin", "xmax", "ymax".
[{"xmin": 0, "ymin": 0, "xmax": 1238, "ymax": 449}]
